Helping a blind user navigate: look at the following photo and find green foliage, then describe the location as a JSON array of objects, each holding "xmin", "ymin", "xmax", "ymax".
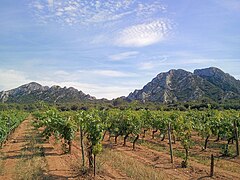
[
  {"xmin": 32, "ymin": 108, "xmax": 240, "ymax": 170},
  {"xmin": 83, "ymin": 110, "xmax": 104, "ymax": 148},
  {"xmin": 33, "ymin": 109, "xmax": 77, "ymax": 152},
  {"xmin": 0, "ymin": 110, "xmax": 27, "ymax": 145}
]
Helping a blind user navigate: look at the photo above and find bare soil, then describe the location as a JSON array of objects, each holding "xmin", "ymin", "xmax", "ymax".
[{"xmin": 0, "ymin": 116, "xmax": 128, "ymax": 180}]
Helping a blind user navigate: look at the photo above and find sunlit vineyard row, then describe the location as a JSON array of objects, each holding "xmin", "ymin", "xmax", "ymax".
[
  {"xmin": 0, "ymin": 111, "xmax": 28, "ymax": 145},
  {"xmin": 33, "ymin": 108, "xmax": 240, "ymax": 172}
]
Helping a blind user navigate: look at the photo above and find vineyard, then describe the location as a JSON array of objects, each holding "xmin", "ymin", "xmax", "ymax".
[
  {"xmin": 32, "ymin": 108, "xmax": 240, "ymax": 178},
  {"xmin": 0, "ymin": 108, "xmax": 240, "ymax": 179},
  {"xmin": 0, "ymin": 110, "xmax": 27, "ymax": 146}
]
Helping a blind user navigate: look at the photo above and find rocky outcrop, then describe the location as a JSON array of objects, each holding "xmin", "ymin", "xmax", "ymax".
[
  {"xmin": 0, "ymin": 82, "xmax": 95, "ymax": 103},
  {"xmin": 127, "ymin": 68, "xmax": 239, "ymax": 103}
]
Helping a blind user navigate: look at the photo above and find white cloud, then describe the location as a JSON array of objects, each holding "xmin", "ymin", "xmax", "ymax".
[
  {"xmin": 56, "ymin": 11, "xmax": 63, "ymax": 16},
  {"xmin": 138, "ymin": 56, "xmax": 169, "ymax": 70},
  {"xmin": 0, "ymin": 69, "xmax": 32, "ymax": 91},
  {"xmin": 0, "ymin": 69, "xmax": 139, "ymax": 99},
  {"xmin": 42, "ymin": 69, "xmax": 140, "ymax": 99},
  {"xmin": 90, "ymin": 70, "xmax": 138, "ymax": 78},
  {"xmin": 30, "ymin": 0, "xmax": 168, "ymax": 26},
  {"xmin": 138, "ymin": 58, "xmax": 217, "ymax": 71},
  {"xmin": 64, "ymin": 6, "xmax": 77, "ymax": 11},
  {"xmin": 136, "ymin": 2, "xmax": 166, "ymax": 17},
  {"xmin": 48, "ymin": 0, "xmax": 54, "ymax": 7},
  {"xmin": 34, "ymin": 69, "xmax": 140, "ymax": 99},
  {"xmin": 138, "ymin": 57, "xmax": 167, "ymax": 70},
  {"xmin": 139, "ymin": 62, "xmax": 155, "ymax": 70},
  {"xmin": 109, "ymin": 51, "xmax": 139, "ymax": 61},
  {"xmin": 90, "ymin": 35, "xmax": 109, "ymax": 44},
  {"xmin": 115, "ymin": 20, "xmax": 171, "ymax": 47},
  {"xmin": 38, "ymin": 81, "xmax": 135, "ymax": 99},
  {"xmin": 33, "ymin": 3, "xmax": 44, "ymax": 10},
  {"xmin": 43, "ymin": 69, "xmax": 137, "ymax": 83}
]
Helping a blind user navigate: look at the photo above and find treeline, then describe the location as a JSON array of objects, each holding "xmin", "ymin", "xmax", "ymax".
[{"xmin": 1, "ymin": 98, "xmax": 240, "ymax": 112}]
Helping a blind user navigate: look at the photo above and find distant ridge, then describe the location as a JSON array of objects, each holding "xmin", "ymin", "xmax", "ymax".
[
  {"xmin": 0, "ymin": 67, "xmax": 240, "ymax": 103},
  {"xmin": 127, "ymin": 67, "xmax": 240, "ymax": 103},
  {"xmin": 0, "ymin": 82, "xmax": 95, "ymax": 103}
]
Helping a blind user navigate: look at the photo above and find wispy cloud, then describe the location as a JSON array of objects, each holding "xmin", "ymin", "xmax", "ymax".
[
  {"xmin": 33, "ymin": 2, "xmax": 44, "ymax": 10},
  {"xmin": 138, "ymin": 57, "xmax": 167, "ymax": 70},
  {"xmin": 29, "ymin": 0, "xmax": 173, "ymax": 47},
  {"xmin": 214, "ymin": 0, "xmax": 240, "ymax": 11},
  {"xmin": 109, "ymin": 51, "xmax": 139, "ymax": 61},
  {"xmin": 48, "ymin": 0, "xmax": 54, "ymax": 7},
  {"xmin": 86, "ymin": 70, "xmax": 138, "ymax": 78},
  {"xmin": 0, "ymin": 68, "xmax": 139, "ymax": 99},
  {"xmin": 45, "ymin": 69, "xmax": 140, "ymax": 99},
  {"xmin": 137, "ymin": 56, "xmax": 218, "ymax": 71},
  {"xmin": 139, "ymin": 62, "xmax": 156, "ymax": 70},
  {"xmin": 115, "ymin": 20, "xmax": 172, "ymax": 47},
  {"xmin": 39, "ymin": 81, "xmax": 136, "ymax": 99},
  {"xmin": 0, "ymin": 69, "xmax": 32, "ymax": 91},
  {"xmin": 30, "ymin": 0, "xmax": 168, "ymax": 26}
]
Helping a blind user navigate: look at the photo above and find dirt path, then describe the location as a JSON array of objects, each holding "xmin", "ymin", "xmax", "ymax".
[
  {"xmin": 0, "ymin": 116, "xmax": 128, "ymax": 180},
  {"xmin": 0, "ymin": 116, "xmax": 32, "ymax": 179},
  {"xmin": 0, "ymin": 115, "xmax": 82, "ymax": 179},
  {"xmin": 41, "ymin": 134, "xmax": 129, "ymax": 179}
]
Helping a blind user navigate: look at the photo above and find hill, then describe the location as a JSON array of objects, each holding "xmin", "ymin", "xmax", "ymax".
[
  {"xmin": 127, "ymin": 67, "xmax": 240, "ymax": 103},
  {"xmin": 0, "ymin": 82, "xmax": 95, "ymax": 103},
  {"xmin": 1, "ymin": 67, "xmax": 239, "ymax": 104}
]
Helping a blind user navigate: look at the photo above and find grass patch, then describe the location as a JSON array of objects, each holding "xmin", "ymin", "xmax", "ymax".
[
  {"xmin": 14, "ymin": 155, "xmax": 46, "ymax": 180},
  {"xmin": 215, "ymin": 158, "xmax": 240, "ymax": 173},
  {"xmin": 0, "ymin": 152, "xmax": 4, "ymax": 175},
  {"xmin": 14, "ymin": 126, "xmax": 47, "ymax": 179},
  {"xmin": 174, "ymin": 149, "xmax": 185, "ymax": 159},
  {"xmin": 139, "ymin": 136, "xmax": 240, "ymax": 175},
  {"xmin": 137, "ymin": 138, "xmax": 208, "ymax": 164},
  {"xmin": 98, "ymin": 148, "xmax": 168, "ymax": 180},
  {"xmin": 135, "ymin": 137, "xmax": 167, "ymax": 151},
  {"xmin": 190, "ymin": 154, "xmax": 209, "ymax": 165},
  {"xmin": 138, "ymin": 139, "xmax": 187, "ymax": 158}
]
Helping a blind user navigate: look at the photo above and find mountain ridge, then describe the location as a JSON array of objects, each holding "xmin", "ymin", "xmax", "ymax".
[
  {"xmin": 127, "ymin": 67, "xmax": 240, "ymax": 103},
  {"xmin": 0, "ymin": 67, "xmax": 240, "ymax": 103},
  {"xmin": 0, "ymin": 82, "xmax": 96, "ymax": 103}
]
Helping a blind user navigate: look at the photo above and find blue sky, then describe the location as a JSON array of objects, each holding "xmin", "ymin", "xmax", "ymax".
[{"xmin": 0, "ymin": 0, "xmax": 240, "ymax": 99}]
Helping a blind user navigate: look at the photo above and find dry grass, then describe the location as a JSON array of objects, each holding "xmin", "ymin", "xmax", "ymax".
[
  {"xmin": 98, "ymin": 148, "xmax": 168, "ymax": 180},
  {"xmin": 215, "ymin": 158, "xmax": 240, "ymax": 173},
  {"xmin": 14, "ymin": 126, "xmax": 47, "ymax": 180},
  {"xmin": 139, "ymin": 136, "xmax": 240, "ymax": 174},
  {"xmin": 14, "ymin": 156, "xmax": 47, "ymax": 180},
  {"xmin": 0, "ymin": 152, "xmax": 4, "ymax": 175}
]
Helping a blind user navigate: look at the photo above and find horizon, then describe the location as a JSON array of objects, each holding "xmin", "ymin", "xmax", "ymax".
[
  {"xmin": 1, "ymin": 66, "xmax": 239, "ymax": 100},
  {"xmin": 0, "ymin": 0, "xmax": 240, "ymax": 99}
]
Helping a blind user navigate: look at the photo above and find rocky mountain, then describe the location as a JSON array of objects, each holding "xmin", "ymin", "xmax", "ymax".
[
  {"xmin": 194, "ymin": 67, "xmax": 240, "ymax": 94},
  {"xmin": 1, "ymin": 67, "xmax": 239, "ymax": 104},
  {"xmin": 127, "ymin": 67, "xmax": 240, "ymax": 103},
  {"xmin": 0, "ymin": 82, "xmax": 96, "ymax": 103}
]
